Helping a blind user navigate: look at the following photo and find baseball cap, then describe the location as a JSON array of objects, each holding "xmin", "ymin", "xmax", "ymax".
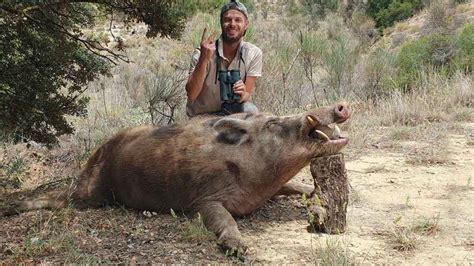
[{"xmin": 220, "ymin": 0, "xmax": 248, "ymax": 20}]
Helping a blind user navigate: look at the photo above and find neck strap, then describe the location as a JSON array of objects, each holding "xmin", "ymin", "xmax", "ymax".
[{"xmin": 215, "ymin": 39, "xmax": 246, "ymax": 84}]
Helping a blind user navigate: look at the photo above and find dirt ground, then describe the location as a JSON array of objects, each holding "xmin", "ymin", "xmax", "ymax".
[{"xmin": 1, "ymin": 123, "xmax": 473, "ymax": 264}]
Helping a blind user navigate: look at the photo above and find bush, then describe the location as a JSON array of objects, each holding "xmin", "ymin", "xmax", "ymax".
[
  {"xmin": 455, "ymin": 23, "xmax": 474, "ymax": 72},
  {"xmin": 361, "ymin": 47, "xmax": 397, "ymax": 100},
  {"xmin": 367, "ymin": 0, "xmax": 424, "ymax": 29},
  {"xmin": 426, "ymin": 0, "xmax": 449, "ymax": 29},
  {"xmin": 395, "ymin": 33, "xmax": 455, "ymax": 90}
]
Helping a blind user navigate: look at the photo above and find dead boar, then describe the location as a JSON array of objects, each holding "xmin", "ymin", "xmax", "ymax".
[{"xmin": 1, "ymin": 102, "xmax": 350, "ymax": 253}]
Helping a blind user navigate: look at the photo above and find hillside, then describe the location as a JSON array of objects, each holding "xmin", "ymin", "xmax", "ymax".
[{"xmin": 1, "ymin": 1, "xmax": 473, "ymax": 264}]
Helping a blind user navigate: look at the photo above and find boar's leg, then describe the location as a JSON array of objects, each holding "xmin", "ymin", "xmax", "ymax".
[
  {"xmin": 274, "ymin": 180, "xmax": 314, "ymax": 197},
  {"xmin": 195, "ymin": 201, "xmax": 246, "ymax": 254}
]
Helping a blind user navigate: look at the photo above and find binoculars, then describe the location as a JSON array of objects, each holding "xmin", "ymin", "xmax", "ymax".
[{"xmin": 218, "ymin": 70, "xmax": 241, "ymax": 102}]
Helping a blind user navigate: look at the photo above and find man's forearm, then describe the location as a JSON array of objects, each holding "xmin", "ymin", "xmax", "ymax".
[{"xmin": 186, "ymin": 57, "xmax": 210, "ymax": 101}]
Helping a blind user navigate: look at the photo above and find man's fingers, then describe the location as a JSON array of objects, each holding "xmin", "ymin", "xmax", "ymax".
[
  {"xmin": 201, "ymin": 27, "xmax": 208, "ymax": 42},
  {"xmin": 208, "ymin": 30, "xmax": 218, "ymax": 42},
  {"xmin": 233, "ymin": 80, "xmax": 244, "ymax": 87}
]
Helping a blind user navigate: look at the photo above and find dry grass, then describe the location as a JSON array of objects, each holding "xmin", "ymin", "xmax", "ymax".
[
  {"xmin": 344, "ymin": 71, "xmax": 472, "ymax": 162},
  {"xmin": 455, "ymin": 2, "xmax": 474, "ymax": 15},
  {"xmin": 1, "ymin": 206, "xmax": 226, "ymax": 264},
  {"xmin": 7, "ymin": 208, "xmax": 104, "ymax": 263},
  {"xmin": 0, "ymin": 150, "xmax": 26, "ymax": 189},
  {"xmin": 389, "ymin": 126, "xmax": 414, "ymax": 141},
  {"xmin": 405, "ymin": 141, "xmax": 450, "ymax": 165},
  {"xmin": 411, "ymin": 215, "xmax": 441, "ymax": 236},
  {"xmin": 385, "ymin": 123, "xmax": 452, "ymax": 165},
  {"xmin": 394, "ymin": 22, "xmax": 413, "ymax": 32},
  {"xmin": 380, "ymin": 60, "xmax": 471, "ymax": 119},
  {"xmin": 349, "ymin": 188, "xmax": 363, "ymax": 205},
  {"xmin": 170, "ymin": 210, "xmax": 215, "ymax": 243},
  {"xmin": 389, "ymin": 224, "xmax": 419, "ymax": 251},
  {"xmin": 427, "ymin": 0, "xmax": 451, "ymax": 28},
  {"xmin": 452, "ymin": 107, "xmax": 474, "ymax": 121},
  {"xmin": 386, "ymin": 214, "xmax": 441, "ymax": 252},
  {"xmin": 311, "ymin": 236, "xmax": 355, "ymax": 265}
]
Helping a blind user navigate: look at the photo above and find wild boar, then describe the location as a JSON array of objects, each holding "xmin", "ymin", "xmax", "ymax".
[{"xmin": 1, "ymin": 102, "xmax": 350, "ymax": 253}]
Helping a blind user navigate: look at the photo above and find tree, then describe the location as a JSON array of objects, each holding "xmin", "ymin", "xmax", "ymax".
[{"xmin": 0, "ymin": 0, "xmax": 194, "ymax": 145}]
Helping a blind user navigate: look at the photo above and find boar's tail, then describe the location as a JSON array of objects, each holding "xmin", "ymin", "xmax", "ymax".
[{"xmin": 0, "ymin": 191, "xmax": 70, "ymax": 217}]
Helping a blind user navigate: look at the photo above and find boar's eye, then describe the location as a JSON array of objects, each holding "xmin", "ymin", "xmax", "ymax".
[
  {"xmin": 267, "ymin": 122, "xmax": 282, "ymax": 132},
  {"xmin": 265, "ymin": 119, "xmax": 291, "ymax": 137}
]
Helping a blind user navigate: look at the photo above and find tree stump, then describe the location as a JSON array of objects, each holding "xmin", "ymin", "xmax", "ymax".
[{"xmin": 306, "ymin": 153, "xmax": 348, "ymax": 234}]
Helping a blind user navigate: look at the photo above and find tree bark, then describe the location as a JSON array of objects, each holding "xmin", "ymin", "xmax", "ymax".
[{"xmin": 306, "ymin": 153, "xmax": 348, "ymax": 234}]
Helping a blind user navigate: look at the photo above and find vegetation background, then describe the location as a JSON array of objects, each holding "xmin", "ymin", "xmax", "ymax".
[{"xmin": 0, "ymin": 0, "xmax": 473, "ymax": 264}]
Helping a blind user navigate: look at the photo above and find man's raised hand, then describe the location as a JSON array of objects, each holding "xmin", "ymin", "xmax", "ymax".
[{"xmin": 200, "ymin": 27, "xmax": 217, "ymax": 61}]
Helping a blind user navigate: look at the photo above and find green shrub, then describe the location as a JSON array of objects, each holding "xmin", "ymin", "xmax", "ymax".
[
  {"xmin": 394, "ymin": 26, "xmax": 474, "ymax": 91},
  {"xmin": 455, "ymin": 23, "xmax": 474, "ymax": 72},
  {"xmin": 395, "ymin": 33, "xmax": 455, "ymax": 90},
  {"xmin": 367, "ymin": 0, "xmax": 423, "ymax": 29}
]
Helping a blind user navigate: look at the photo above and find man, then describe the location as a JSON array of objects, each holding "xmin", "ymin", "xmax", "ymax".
[{"xmin": 185, "ymin": 0, "xmax": 263, "ymax": 117}]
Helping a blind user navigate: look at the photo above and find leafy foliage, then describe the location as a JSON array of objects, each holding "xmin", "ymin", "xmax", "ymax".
[
  {"xmin": 395, "ymin": 33, "xmax": 455, "ymax": 90},
  {"xmin": 0, "ymin": 1, "xmax": 195, "ymax": 145},
  {"xmin": 367, "ymin": 0, "xmax": 423, "ymax": 29},
  {"xmin": 455, "ymin": 22, "xmax": 474, "ymax": 72},
  {"xmin": 0, "ymin": 4, "xmax": 107, "ymax": 144}
]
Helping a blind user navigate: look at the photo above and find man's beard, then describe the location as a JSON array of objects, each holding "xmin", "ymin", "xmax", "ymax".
[{"xmin": 222, "ymin": 31, "xmax": 245, "ymax": 44}]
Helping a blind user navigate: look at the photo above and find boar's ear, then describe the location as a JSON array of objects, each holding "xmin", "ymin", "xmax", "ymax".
[{"xmin": 212, "ymin": 118, "xmax": 250, "ymax": 145}]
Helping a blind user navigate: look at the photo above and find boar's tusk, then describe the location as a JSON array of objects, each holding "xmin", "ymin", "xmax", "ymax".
[
  {"xmin": 333, "ymin": 125, "xmax": 341, "ymax": 138},
  {"xmin": 314, "ymin": 130, "xmax": 330, "ymax": 141},
  {"xmin": 307, "ymin": 115, "xmax": 317, "ymax": 126}
]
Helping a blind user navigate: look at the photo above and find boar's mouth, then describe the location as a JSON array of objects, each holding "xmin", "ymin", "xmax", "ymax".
[{"xmin": 305, "ymin": 115, "xmax": 348, "ymax": 145}]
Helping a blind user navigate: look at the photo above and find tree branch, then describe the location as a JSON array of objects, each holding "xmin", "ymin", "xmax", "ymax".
[{"xmin": 1, "ymin": 1, "xmax": 133, "ymax": 64}]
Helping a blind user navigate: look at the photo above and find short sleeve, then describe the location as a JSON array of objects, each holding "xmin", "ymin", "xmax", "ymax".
[
  {"xmin": 189, "ymin": 48, "xmax": 201, "ymax": 74},
  {"xmin": 246, "ymin": 46, "xmax": 262, "ymax": 77}
]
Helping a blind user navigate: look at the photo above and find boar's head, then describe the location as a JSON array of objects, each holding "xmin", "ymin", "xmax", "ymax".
[
  {"xmin": 211, "ymin": 102, "xmax": 349, "ymax": 155},
  {"xmin": 207, "ymin": 101, "xmax": 350, "ymax": 189}
]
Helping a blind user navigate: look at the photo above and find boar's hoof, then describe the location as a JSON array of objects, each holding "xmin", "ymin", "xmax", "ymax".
[{"xmin": 218, "ymin": 235, "xmax": 247, "ymax": 258}]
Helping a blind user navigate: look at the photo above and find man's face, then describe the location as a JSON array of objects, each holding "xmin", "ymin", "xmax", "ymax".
[{"xmin": 221, "ymin": 9, "xmax": 248, "ymax": 44}]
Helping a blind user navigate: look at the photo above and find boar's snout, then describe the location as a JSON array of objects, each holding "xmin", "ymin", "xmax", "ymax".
[
  {"xmin": 335, "ymin": 102, "xmax": 350, "ymax": 123},
  {"xmin": 300, "ymin": 102, "xmax": 350, "ymax": 155}
]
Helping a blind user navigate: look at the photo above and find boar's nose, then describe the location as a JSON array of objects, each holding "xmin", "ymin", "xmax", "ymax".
[{"xmin": 335, "ymin": 103, "xmax": 350, "ymax": 123}]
